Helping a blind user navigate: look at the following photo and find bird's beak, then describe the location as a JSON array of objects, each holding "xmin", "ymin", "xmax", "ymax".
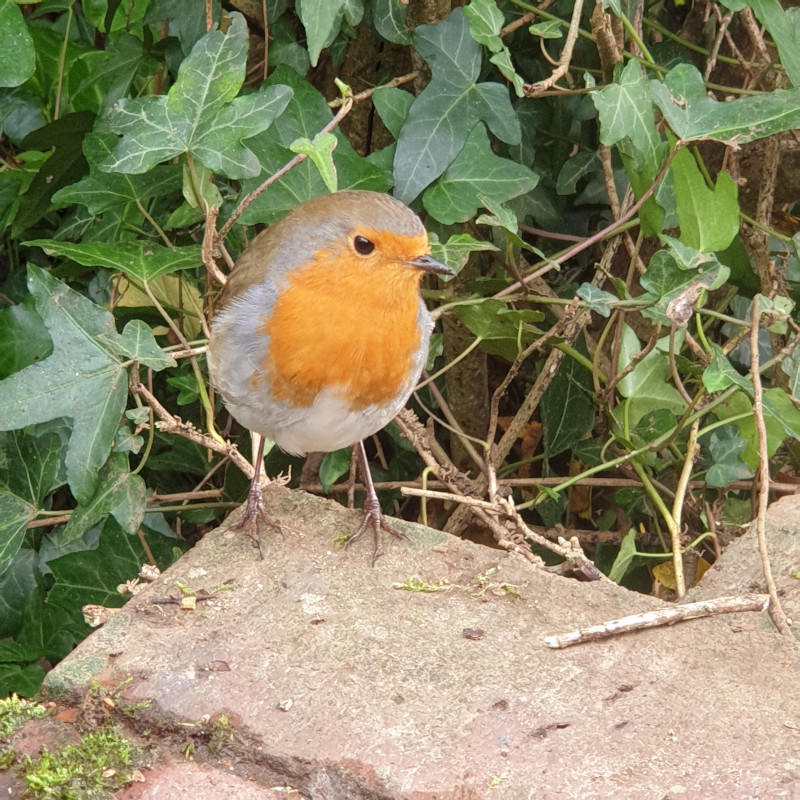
[{"xmin": 409, "ymin": 254, "xmax": 455, "ymax": 277}]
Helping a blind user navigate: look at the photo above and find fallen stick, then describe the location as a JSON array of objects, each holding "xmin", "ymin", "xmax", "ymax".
[{"xmin": 544, "ymin": 594, "xmax": 770, "ymax": 649}]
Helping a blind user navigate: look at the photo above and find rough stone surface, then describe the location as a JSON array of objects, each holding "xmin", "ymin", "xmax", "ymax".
[{"xmin": 43, "ymin": 485, "xmax": 800, "ymax": 798}]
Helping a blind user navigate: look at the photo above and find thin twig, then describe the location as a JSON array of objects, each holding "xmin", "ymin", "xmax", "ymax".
[
  {"xmin": 750, "ymin": 297, "xmax": 791, "ymax": 634},
  {"xmin": 544, "ymin": 594, "xmax": 770, "ymax": 648},
  {"xmin": 130, "ymin": 369, "xmax": 255, "ymax": 479},
  {"xmin": 328, "ymin": 72, "xmax": 418, "ymax": 107},
  {"xmin": 524, "ymin": 0, "xmax": 583, "ymax": 95},
  {"xmin": 669, "ymin": 418, "xmax": 700, "ymax": 599},
  {"xmin": 495, "ymin": 143, "xmax": 683, "ymax": 299},
  {"xmin": 216, "ymin": 98, "xmax": 354, "ymax": 243}
]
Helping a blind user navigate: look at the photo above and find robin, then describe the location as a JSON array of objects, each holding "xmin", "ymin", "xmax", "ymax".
[{"xmin": 207, "ymin": 190, "xmax": 453, "ymax": 562}]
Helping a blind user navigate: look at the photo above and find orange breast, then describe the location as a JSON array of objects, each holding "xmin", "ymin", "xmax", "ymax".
[{"xmin": 261, "ymin": 250, "xmax": 423, "ymax": 411}]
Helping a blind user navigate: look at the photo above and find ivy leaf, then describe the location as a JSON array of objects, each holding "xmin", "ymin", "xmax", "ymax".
[
  {"xmin": 702, "ymin": 344, "xmax": 750, "ymax": 392},
  {"xmin": 25, "ymin": 240, "xmax": 203, "ymax": 282},
  {"xmin": 319, "ymin": 448, "xmax": 352, "ymax": 493},
  {"xmin": 593, "ymin": 59, "xmax": 669, "ymax": 235},
  {"xmin": 576, "ymin": 284, "xmax": 619, "ymax": 317},
  {"xmin": 639, "ymin": 246, "xmax": 729, "ymax": 324},
  {"xmin": 671, "ymin": 144, "xmax": 739, "ymax": 252},
  {"xmin": 428, "ymin": 232, "xmax": 497, "ymax": 273},
  {"xmin": 239, "ymin": 66, "xmax": 389, "ymax": 225},
  {"xmin": 68, "ymin": 33, "xmax": 152, "ymax": 116},
  {"xmin": 372, "ymin": 87, "xmax": 414, "ymax": 139},
  {"xmin": 47, "ymin": 517, "xmax": 177, "ymax": 625},
  {"xmin": 393, "ymin": 8, "xmax": 521, "ymax": 204},
  {"xmin": 0, "ymin": 428, "xmax": 62, "ymax": 508},
  {"xmin": 464, "ymin": 0, "xmax": 504, "ymax": 50},
  {"xmin": 455, "ymin": 299, "xmax": 544, "ymax": 361},
  {"xmin": 0, "ymin": 267, "xmax": 169, "ymax": 504},
  {"xmin": 714, "ymin": 390, "xmax": 786, "ymax": 470},
  {"xmin": 746, "ymin": 0, "xmax": 800, "ymax": 88},
  {"xmin": 101, "ymin": 13, "xmax": 293, "ymax": 179},
  {"xmin": 297, "ymin": 0, "xmax": 364, "ymax": 67},
  {"xmin": 289, "ymin": 132, "xmax": 339, "ymax": 193},
  {"xmin": 594, "ymin": 60, "xmax": 661, "ymax": 175},
  {"xmin": 422, "ymin": 124, "xmax": 538, "ymax": 224},
  {"xmin": 61, "ymin": 452, "xmax": 145, "ymax": 546},
  {"xmin": 0, "ymin": 295, "xmax": 53, "ymax": 379},
  {"xmin": 0, "ymin": 491, "xmax": 36, "ymax": 577},
  {"xmin": 608, "ymin": 528, "xmax": 638, "ymax": 584},
  {"xmin": 0, "ymin": 0, "xmax": 35, "ymax": 88},
  {"xmin": 541, "ymin": 338, "xmax": 594, "ymax": 458},
  {"xmin": 53, "ymin": 133, "xmax": 181, "ymax": 215},
  {"xmin": 12, "ymin": 112, "xmax": 94, "ymax": 237},
  {"xmin": 650, "ymin": 63, "xmax": 800, "ymax": 144},
  {"xmin": 372, "ymin": 0, "xmax": 411, "ymax": 44},
  {"xmin": 616, "ymin": 325, "xmax": 687, "ymax": 425},
  {"xmin": 705, "ymin": 426, "xmax": 753, "ymax": 488}
]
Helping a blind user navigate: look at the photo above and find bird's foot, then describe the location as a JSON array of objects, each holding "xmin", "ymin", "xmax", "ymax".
[
  {"xmin": 228, "ymin": 481, "xmax": 282, "ymax": 560},
  {"xmin": 345, "ymin": 493, "xmax": 407, "ymax": 566}
]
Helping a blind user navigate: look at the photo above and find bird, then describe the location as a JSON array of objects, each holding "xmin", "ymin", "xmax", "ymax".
[{"xmin": 207, "ymin": 190, "xmax": 453, "ymax": 562}]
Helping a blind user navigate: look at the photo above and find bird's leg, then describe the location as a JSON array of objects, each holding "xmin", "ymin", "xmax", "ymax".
[
  {"xmin": 228, "ymin": 435, "xmax": 281, "ymax": 559},
  {"xmin": 346, "ymin": 440, "xmax": 406, "ymax": 565}
]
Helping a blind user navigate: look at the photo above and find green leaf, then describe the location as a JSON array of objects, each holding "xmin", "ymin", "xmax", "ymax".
[
  {"xmin": 0, "ymin": 428, "xmax": 61, "ymax": 508},
  {"xmin": 101, "ymin": 14, "xmax": 293, "ymax": 179},
  {"xmin": 289, "ymin": 132, "xmax": 339, "ymax": 193},
  {"xmin": 53, "ymin": 133, "xmax": 181, "ymax": 215},
  {"xmin": 104, "ymin": 320, "xmax": 176, "ymax": 371},
  {"xmin": 62, "ymin": 453, "xmax": 145, "ymax": 546},
  {"xmin": 650, "ymin": 63, "xmax": 800, "ymax": 144},
  {"xmin": 239, "ymin": 66, "xmax": 389, "ymax": 224},
  {"xmin": 528, "ymin": 20, "xmax": 563, "ymax": 39},
  {"xmin": 763, "ymin": 387, "xmax": 800, "ymax": 441},
  {"xmin": 464, "ymin": 0, "xmax": 504, "ymax": 51},
  {"xmin": 372, "ymin": 87, "xmax": 414, "ymax": 139},
  {"xmin": 702, "ymin": 344, "xmax": 750, "ymax": 392},
  {"xmin": 639, "ymin": 245, "xmax": 729, "ymax": 325},
  {"xmin": 67, "ymin": 33, "xmax": 152, "ymax": 116},
  {"xmin": 0, "ymin": 0, "xmax": 35, "ymax": 88},
  {"xmin": 0, "ymin": 663, "xmax": 45, "ymax": 698},
  {"xmin": 714, "ymin": 390, "xmax": 786, "ymax": 470},
  {"xmin": 25, "ymin": 240, "xmax": 203, "ymax": 282},
  {"xmin": 489, "ymin": 49, "xmax": 525, "ymax": 98},
  {"xmin": 422, "ymin": 124, "xmax": 538, "ymax": 224},
  {"xmin": 593, "ymin": 60, "xmax": 662, "ymax": 175},
  {"xmin": 541, "ymin": 339, "xmax": 594, "ymax": 458},
  {"xmin": 705, "ymin": 425, "xmax": 753, "ymax": 487},
  {"xmin": 0, "ymin": 491, "xmax": 36, "ymax": 577},
  {"xmin": 0, "ymin": 267, "xmax": 141, "ymax": 504},
  {"xmin": 454, "ymin": 299, "xmax": 544, "ymax": 361},
  {"xmin": 0, "ymin": 295, "xmax": 53, "ymax": 380},
  {"xmin": 747, "ymin": 0, "xmax": 800, "ymax": 88},
  {"xmin": 0, "ymin": 549, "xmax": 38, "ymax": 638},
  {"xmin": 297, "ymin": 0, "xmax": 364, "ymax": 67},
  {"xmin": 671, "ymin": 145, "xmax": 739, "ymax": 252},
  {"xmin": 608, "ymin": 528, "xmax": 638, "ymax": 583},
  {"xmin": 371, "ymin": 0, "xmax": 411, "ymax": 44},
  {"xmin": 12, "ymin": 112, "xmax": 95, "ymax": 236},
  {"xmin": 47, "ymin": 517, "xmax": 179, "ymax": 623},
  {"xmin": 576, "ymin": 283, "xmax": 618, "ymax": 317},
  {"xmin": 319, "ymin": 448, "xmax": 352, "ymax": 493},
  {"xmin": 592, "ymin": 60, "xmax": 669, "ymax": 234},
  {"xmin": 428, "ymin": 232, "xmax": 497, "ymax": 273},
  {"xmin": 16, "ymin": 587, "xmax": 76, "ymax": 663},
  {"xmin": 780, "ymin": 338, "xmax": 800, "ymax": 397},
  {"xmin": 616, "ymin": 325, "xmax": 687, "ymax": 425},
  {"xmin": 393, "ymin": 8, "xmax": 521, "ymax": 204}
]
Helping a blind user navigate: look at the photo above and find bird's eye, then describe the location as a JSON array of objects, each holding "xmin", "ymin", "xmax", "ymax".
[{"xmin": 353, "ymin": 235, "xmax": 375, "ymax": 256}]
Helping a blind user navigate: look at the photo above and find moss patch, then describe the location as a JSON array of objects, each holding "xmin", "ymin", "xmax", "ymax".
[{"xmin": 17, "ymin": 727, "xmax": 139, "ymax": 799}]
